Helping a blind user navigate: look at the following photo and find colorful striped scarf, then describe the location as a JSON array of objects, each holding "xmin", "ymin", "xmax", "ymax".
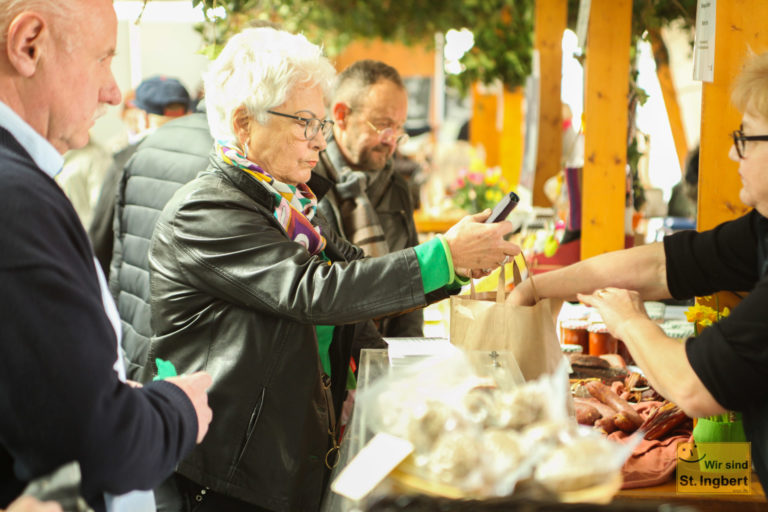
[{"xmin": 217, "ymin": 142, "xmax": 327, "ymax": 255}]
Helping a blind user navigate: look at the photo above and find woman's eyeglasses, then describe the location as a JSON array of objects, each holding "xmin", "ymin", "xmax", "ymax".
[
  {"xmin": 366, "ymin": 120, "xmax": 409, "ymax": 147},
  {"xmin": 731, "ymin": 124, "xmax": 768, "ymax": 159},
  {"xmin": 267, "ymin": 110, "xmax": 334, "ymax": 140}
]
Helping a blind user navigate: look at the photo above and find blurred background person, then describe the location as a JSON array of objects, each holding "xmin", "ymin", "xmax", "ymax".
[
  {"xmin": 667, "ymin": 145, "xmax": 699, "ymax": 219},
  {"xmin": 314, "ymin": 59, "xmax": 423, "ymax": 337},
  {"xmin": 89, "ymin": 75, "xmax": 191, "ymax": 276},
  {"xmin": 55, "ymin": 138, "xmax": 113, "ymax": 229}
]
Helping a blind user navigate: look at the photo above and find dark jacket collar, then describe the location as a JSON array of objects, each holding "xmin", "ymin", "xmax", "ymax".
[
  {"xmin": 212, "ymin": 152, "xmax": 334, "ymax": 207},
  {"xmin": 212, "ymin": 156, "xmax": 277, "ymax": 212}
]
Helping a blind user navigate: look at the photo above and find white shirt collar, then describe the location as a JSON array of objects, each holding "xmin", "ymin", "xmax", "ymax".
[{"xmin": 0, "ymin": 100, "xmax": 63, "ymax": 178}]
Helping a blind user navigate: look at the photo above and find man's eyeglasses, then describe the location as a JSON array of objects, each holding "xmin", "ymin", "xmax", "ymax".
[
  {"xmin": 366, "ymin": 120, "xmax": 409, "ymax": 147},
  {"xmin": 267, "ymin": 110, "xmax": 334, "ymax": 140},
  {"xmin": 731, "ymin": 124, "xmax": 768, "ymax": 159}
]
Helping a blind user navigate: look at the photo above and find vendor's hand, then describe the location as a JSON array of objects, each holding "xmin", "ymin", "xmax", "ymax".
[
  {"xmin": 165, "ymin": 372, "xmax": 213, "ymax": 444},
  {"xmin": 444, "ymin": 209, "xmax": 520, "ymax": 271},
  {"xmin": 506, "ymin": 279, "xmax": 537, "ymax": 306},
  {"xmin": 577, "ymin": 287, "xmax": 650, "ymax": 339}
]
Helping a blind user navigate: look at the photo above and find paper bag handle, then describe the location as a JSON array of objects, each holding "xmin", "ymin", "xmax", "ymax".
[
  {"xmin": 468, "ymin": 266, "xmax": 510, "ymax": 303},
  {"xmin": 511, "ymin": 253, "xmax": 541, "ymax": 303}
]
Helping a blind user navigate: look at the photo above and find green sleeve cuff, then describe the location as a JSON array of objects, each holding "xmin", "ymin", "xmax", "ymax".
[
  {"xmin": 436, "ymin": 234, "xmax": 455, "ymax": 278},
  {"xmin": 453, "ymin": 273, "xmax": 470, "ymax": 287},
  {"xmin": 438, "ymin": 234, "xmax": 469, "ymax": 288},
  {"xmin": 414, "ymin": 237, "xmax": 452, "ymax": 293}
]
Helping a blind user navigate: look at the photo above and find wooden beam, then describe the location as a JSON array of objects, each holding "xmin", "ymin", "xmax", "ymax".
[
  {"xmin": 698, "ymin": 0, "xmax": 768, "ymax": 231},
  {"xmin": 648, "ymin": 29, "xmax": 689, "ymax": 175},
  {"xmin": 581, "ymin": 0, "xmax": 632, "ymax": 260},
  {"xmin": 470, "ymin": 83, "xmax": 501, "ymax": 168},
  {"xmin": 532, "ymin": 0, "xmax": 567, "ymax": 206},
  {"xmin": 333, "ymin": 39, "xmax": 434, "ymax": 76},
  {"xmin": 500, "ymin": 86, "xmax": 524, "ymax": 190}
]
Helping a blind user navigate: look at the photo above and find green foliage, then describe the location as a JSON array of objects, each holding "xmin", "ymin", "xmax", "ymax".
[
  {"xmin": 445, "ymin": 0, "xmax": 535, "ymax": 95},
  {"xmin": 566, "ymin": 0, "xmax": 697, "ymax": 38},
  {"xmin": 186, "ymin": 0, "xmax": 534, "ymax": 93}
]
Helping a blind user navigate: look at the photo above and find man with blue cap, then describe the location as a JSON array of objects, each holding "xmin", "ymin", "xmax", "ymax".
[{"xmin": 89, "ymin": 76, "xmax": 192, "ymax": 276}]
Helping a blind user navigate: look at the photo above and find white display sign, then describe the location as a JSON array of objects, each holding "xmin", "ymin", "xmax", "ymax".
[{"xmin": 693, "ymin": 0, "xmax": 716, "ymax": 82}]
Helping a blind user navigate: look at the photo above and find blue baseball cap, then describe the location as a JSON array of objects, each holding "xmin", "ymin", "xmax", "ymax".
[{"xmin": 131, "ymin": 76, "xmax": 191, "ymax": 116}]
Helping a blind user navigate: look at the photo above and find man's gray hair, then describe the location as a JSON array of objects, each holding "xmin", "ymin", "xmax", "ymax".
[
  {"xmin": 0, "ymin": 1, "xmax": 74, "ymax": 48},
  {"xmin": 333, "ymin": 59, "xmax": 405, "ymax": 109},
  {"xmin": 204, "ymin": 27, "xmax": 336, "ymax": 145}
]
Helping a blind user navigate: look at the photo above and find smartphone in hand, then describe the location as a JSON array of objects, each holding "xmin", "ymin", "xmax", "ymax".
[{"xmin": 484, "ymin": 191, "xmax": 520, "ymax": 223}]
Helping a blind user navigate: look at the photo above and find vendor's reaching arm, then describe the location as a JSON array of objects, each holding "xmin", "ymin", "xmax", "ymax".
[
  {"xmin": 578, "ymin": 287, "xmax": 726, "ymax": 418},
  {"xmin": 508, "ymin": 242, "xmax": 670, "ymax": 305}
]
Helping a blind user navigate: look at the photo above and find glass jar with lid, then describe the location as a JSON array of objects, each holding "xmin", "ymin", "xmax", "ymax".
[
  {"xmin": 560, "ymin": 319, "xmax": 589, "ymax": 354},
  {"xmin": 587, "ymin": 323, "xmax": 618, "ymax": 356}
]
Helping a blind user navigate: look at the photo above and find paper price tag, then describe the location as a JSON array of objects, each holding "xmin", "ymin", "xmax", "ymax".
[{"xmin": 330, "ymin": 432, "xmax": 414, "ymax": 501}]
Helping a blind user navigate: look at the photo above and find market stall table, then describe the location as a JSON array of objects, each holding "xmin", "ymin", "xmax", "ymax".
[
  {"xmin": 413, "ymin": 209, "xmax": 464, "ymax": 233},
  {"xmin": 322, "ymin": 348, "xmax": 766, "ymax": 512},
  {"xmin": 614, "ymin": 476, "xmax": 765, "ymax": 512}
]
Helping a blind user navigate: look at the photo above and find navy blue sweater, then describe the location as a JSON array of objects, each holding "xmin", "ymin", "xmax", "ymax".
[{"xmin": 0, "ymin": 128, "xmax": 198, "ymax": 511}]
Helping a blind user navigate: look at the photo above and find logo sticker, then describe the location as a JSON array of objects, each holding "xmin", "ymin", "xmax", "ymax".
[{"xmin": 676, "ymin": 441, "xmax": 751, "ymax": 494}]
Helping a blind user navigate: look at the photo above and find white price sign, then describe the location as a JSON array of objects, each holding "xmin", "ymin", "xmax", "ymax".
[{"xmin": 693, "ymin": 0, "xmax": 716, "ymax": 82}]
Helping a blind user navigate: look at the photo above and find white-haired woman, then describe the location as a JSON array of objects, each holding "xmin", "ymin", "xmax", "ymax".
[
  {"xmin": 511, "ymin": 52, "xmax": 768, "ymax": 489},
  {"xmin": 147, "ymin": 27, "xmax": 518, "ymax": 512}
]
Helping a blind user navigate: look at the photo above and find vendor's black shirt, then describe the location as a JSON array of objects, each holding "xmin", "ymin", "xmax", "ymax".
[{"xmin": 664, "ymin": 209, "xmax": 768, "ymax": 485}]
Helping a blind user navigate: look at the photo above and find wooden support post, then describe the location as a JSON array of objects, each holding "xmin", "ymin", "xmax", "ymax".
[
  {"xmin": 698, "ymin": 1, "xmax": 768, "ymax": 231},
  {"xmin": 470, "ymin": 83, "xmax": 500, "ymax": 167},
  {"xmin": 697, "ymin": 0, "xmax": 768, "ymax": 314},
  {"xmin": 581, "ymin": 0, "xmax": 632, "ymax": 260},
  {"xmin": 500, "ymin": 86, "xmax": 524, "ymax": 190},
  {"xmin": 532, "ymin": 0, "xmax": 567, "ymax": 206},
  {"xmin": 648, "ymin": 29, "xmax": 689, "ymax": 175}
]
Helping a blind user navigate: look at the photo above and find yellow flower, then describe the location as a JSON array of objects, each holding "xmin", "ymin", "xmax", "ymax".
[
  {"xmin": 469, "ymin": 156, "xmax": 485, "ymax": 173},
  {"xmin": 685, "ymin": 303, "xmax": 713, "ymax": 323},
  {"xmin": 484, "ymin": 167, "xmax": 501, "ymax": 186},
  {"xmin": 685, "ymin": 303, "xmax": 723, "ymax": 324},
  {"xmin": 686, "ymin": 299, "xmax": 730, "ymax": 337}
]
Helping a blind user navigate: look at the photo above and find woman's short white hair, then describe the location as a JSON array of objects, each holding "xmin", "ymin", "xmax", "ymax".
[{"xmin": 204, "ymin": 27, "xmax": 336, "ymax": 144}]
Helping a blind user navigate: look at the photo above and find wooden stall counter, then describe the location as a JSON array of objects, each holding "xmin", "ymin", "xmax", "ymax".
[{"xmin": 413, "ymin": 209, "xmax": 465, "ymax": 234}]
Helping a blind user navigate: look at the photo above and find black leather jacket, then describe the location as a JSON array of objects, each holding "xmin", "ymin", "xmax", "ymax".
[{"xmin": 145, "ymin": 155, "xmax": 450, "ymax": 511}]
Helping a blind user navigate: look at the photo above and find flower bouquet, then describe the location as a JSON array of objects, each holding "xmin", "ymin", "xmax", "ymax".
[
  {"xmin": 685, "ymin": 299, "xmax": 746, "ymax": 443},
  {"xmin": 448, "ymin": 157, "xmax": 509, "ymax": 215}
]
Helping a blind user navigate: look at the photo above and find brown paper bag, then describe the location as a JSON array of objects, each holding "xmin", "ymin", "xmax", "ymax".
[{"xmin": 450, "ymin": 257, "xmax": 564, "ymax": 381}]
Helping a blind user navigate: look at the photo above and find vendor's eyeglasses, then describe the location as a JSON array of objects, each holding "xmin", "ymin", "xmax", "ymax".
[
  {"xmin": 267, "ymin": 110, "xmax": 334, "ymax": 140},
  {"xmin": 366, "ymin": 120, "xmax": 409, "ymax": 147},
  {"xmin": 731, "ymin": 124, "xmax": 768, "ymax": 159}
]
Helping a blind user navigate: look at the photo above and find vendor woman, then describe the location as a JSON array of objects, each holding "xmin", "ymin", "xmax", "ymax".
[{"xmin": 510, "ymin": 52, "xmax": 768, "ymax": 487}]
